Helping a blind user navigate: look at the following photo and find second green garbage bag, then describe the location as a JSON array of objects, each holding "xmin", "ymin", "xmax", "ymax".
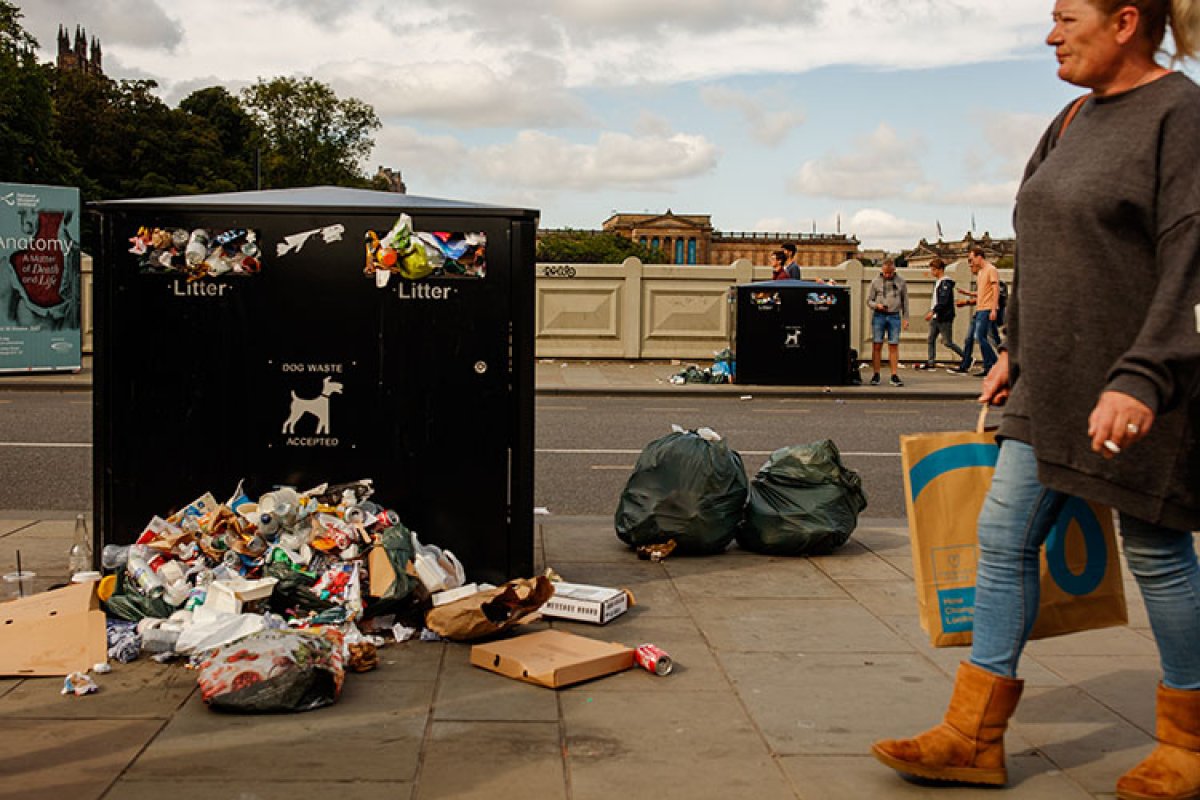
[
  {"xmin": 738, "ymin": 440, "xmax": 868, "ymax": 555},
  {"xmin": 615, "ymin": 426, "xmax": 747, "ymax": 554}
]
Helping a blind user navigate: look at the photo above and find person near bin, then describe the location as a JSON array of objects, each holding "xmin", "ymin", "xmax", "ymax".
[
  {"xmin": 917, "ymin": 257, "xmax": 965, "ymax": 370},
  {"xmin": 873, "ymin": 2, "xmax": 1200, "ymax": 797},
  {"xmin": 769, "ymin": 249, "xmax": 790, "ymax": 280},
  {"xmin": 780, "ymin": 242, "xmax": 803, "ymax": 280},
  {"xmin": 947, "ymin": 247, "xmax": 1000, "ymax": 376},
  {"xmin": 866, "ymin": 258, "xmax": 909, "ymax": 386}
]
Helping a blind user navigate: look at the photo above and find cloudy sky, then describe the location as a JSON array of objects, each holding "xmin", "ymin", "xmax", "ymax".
[{"xmin": 20, "ymin": 0, "xmax": 1199, "ymax": 250}]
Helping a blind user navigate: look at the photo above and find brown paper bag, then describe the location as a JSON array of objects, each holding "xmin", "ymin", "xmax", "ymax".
[
  {"xmin": 424, "ymin": 576, "xmax": 555, "ymax": 642},
  {"xmin": 900, "ymin": 407, "xmax": 1127, "ymax": 647}
]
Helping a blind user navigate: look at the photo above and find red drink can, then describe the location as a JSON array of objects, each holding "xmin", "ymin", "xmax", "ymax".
[{"xmin": 634, "ymin": 643, "xmax": 673, "ymax": 676}]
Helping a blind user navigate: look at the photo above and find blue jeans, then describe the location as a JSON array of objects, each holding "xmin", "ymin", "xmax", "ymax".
[
  {"xmin": 959, "ymin": 311, "xmax": 997, "ymax": 372},
  {"xmin": 872, "ymin": 311, "xmax": 902, "ymax": 344},
  {"xmin": 970, "ymin": 440, "xmax": 1200, "ymax": 689}
]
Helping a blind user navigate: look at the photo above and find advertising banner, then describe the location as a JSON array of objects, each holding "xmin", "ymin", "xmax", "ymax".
[{"xmin": 0, "ymin": 183, "xmax": 82, "ymax": 372}]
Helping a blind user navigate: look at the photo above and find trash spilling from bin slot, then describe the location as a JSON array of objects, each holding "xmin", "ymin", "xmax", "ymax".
[
  {"xmin": 129, "ymin": 226, "xmax": 262, "ymax": 279},
  {"xmin": 363, "ymin": 213, "xmax": 487, "ymax": 286}
]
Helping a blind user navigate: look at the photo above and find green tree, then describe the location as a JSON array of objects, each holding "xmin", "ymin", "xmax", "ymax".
[
  {"xmin": 536, "ymin": 230, "xmax": 669, "ymax": 264},
  {"xmin": 0, "ymin": 2, "xmax": 76, "ymax": 184},
  {"xmin": 240, "ymin": 77, "xmax": 380, "ymax": 188},
  {"xmin": 179, "ymin": 86, "xmax": 254, "ymax": 190}
]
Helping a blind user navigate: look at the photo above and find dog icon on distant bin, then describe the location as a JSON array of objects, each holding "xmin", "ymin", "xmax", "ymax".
[{"xmin": 282, "ymin": 376, "xmax": 343, "ymax": 435}]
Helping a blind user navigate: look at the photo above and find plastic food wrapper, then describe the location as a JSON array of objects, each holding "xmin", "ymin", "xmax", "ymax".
[
  {"xmin": 737, "ymin": 440, "xmax": 868, "ymax": 556},
  {"xmin": 615, "ymin": 426, "xmax": 748, "ymax": 555},
  {"xmin": 363, "ymin": 215, "xmax": 487, "ymax": 285},
  {"xmin": 346, "ymin": 641, "xmax": 378, "ymax": 673},
  {"xmin": 197, "ymin": 627, "xmax": 345, "ymax": 713},
  {"xmin": 62, "ymin": 671, "xmax": 98, "ymax": 696},
  {"xmin": 106, "ymin": 619, "xmax": 141, "ymax": 663},
  {"xmin": 424, "ymin": 576, "xmax": 554, "ymax": 642}
]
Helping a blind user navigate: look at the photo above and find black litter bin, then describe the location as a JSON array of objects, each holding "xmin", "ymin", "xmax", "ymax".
[
  {"xmin": 733, "ymin": 280, "xmax": 850, "ymax": 385},
  {"xmin": 92, "ymin": 186, "xmax": 537, "ymax": 584}
]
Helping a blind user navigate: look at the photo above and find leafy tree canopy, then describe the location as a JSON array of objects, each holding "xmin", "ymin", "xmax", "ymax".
[
  {"xmin": 240, "ymin": 76, "xmax": 380, "ymax": 188},
  {"xmin": 536, "ymin": 230, "xmax": 668, "ymax": 264}
]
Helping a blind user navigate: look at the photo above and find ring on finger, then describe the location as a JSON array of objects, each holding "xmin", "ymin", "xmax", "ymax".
[{"xmin": 1126, "ymin": 423, "xmax": 1140, "ymax": 435}]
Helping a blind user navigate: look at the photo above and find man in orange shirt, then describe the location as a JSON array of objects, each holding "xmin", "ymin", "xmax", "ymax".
[{"xmin": 948, "ymin": 246, "xmax": 999, "ymax": 376}]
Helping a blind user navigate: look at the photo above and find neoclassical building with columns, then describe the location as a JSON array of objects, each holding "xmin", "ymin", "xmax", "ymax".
[{"xmin": 540, "ymin": 210, "xmax": 860, "ymax": 267}]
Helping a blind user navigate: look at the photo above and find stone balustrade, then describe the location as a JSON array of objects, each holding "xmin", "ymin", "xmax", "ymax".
[{"xmin": 79, "ymin": 254, "xmax": 1012, "ymax": 365}]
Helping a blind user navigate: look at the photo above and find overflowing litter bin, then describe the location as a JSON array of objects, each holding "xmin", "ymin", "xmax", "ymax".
[
  {"xmin": 92, "ymin": 187, "xmax": 537, "ymax": 585},
  {"xmin": 733, "ymin": 280, "xmax": 850, "ymax": 385}
]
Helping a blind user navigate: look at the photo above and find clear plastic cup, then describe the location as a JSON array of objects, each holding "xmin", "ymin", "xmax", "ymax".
[{"xmin": 3, "ymin": 570, "xmax": 36, "ymax": 599}]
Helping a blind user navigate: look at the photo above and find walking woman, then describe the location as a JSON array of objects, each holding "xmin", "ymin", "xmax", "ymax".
[{"xmin": 873, "ymin": 2, "xmax": 1200, "ymax": 798}]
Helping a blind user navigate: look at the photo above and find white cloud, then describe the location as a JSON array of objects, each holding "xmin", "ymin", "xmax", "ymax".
[
  {"xmin": 845, "ymin": 208, "xmax": 936, "ymax": 250},
  {"xmin": 791, "ymin": 124, "xmax": 926, "ymax": 200},
  {"xmin": 469, "ymin": 130, "xmax": 719, "ymax": 191},
  {"xmin": 700, "ymin": 85, "xmax": 805, "ymax": 146},
  {"xmin": 373, "ymin": 127, "xmax": 469, "ymax": 184},
  {"xmin": 318, "ymin": 58, "xmax": 588, "ymax": 128},
  {"xmin": 23, "ymin": 0, "xmax": 183, "ymax": 50}
]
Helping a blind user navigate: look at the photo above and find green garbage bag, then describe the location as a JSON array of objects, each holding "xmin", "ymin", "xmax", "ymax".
[
  {"xmin": 737, "ymin": 440, "xmax": 868, "ymax": 556},
  {"xmin": 615, "ymin": 427, "xmax": 748, "ymax": 555}
]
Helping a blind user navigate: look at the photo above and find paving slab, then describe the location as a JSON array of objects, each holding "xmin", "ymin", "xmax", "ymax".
[
  {"xmin": 1010, "ymin": 685, "xmax": 1156, "ymax": 795},
  {"xmin": 664, "ymin": 555, "xmax": 849, "ymax": 600},
  {"xmin": 0, "ymin": 718, "xmax": 163, "ymax": 800},
  {"xmin": 688, "ymin": 596, "xmax": 911, "ymax": 653},
  {"xmin": 0, "ymin": 519, "xmax": 77, "ymax": 593},
  {"xmin": 1030, "ymin": 656, "xmax": 1162, "ymax": 734},
  {"xmin": 540, "ymin": 518, "xmax": 629, "ymax": 564},
  {"xmin": 0, "ymin": 660, "xmax": 195, "ymax": 719},
  {"xmin": 124, "ymin": 679, "xmax": 432, "ymax": 782},
  {"xmin": 1023, "ymin": 625, "xmax": 1159, "ymax": 658},
  {"xmin": 356, "ymin": 641, "xmax": 445, "ymax": 683},
  {"xmin": 561, "ymin": 689, "xmax": 796, "ymax": 800},
  {"xmin": 433, "ymin": 642, "xmax": 560, "ymax": 722},
  {"xmin": 0, "ymin": 520, "xmax": 35, "ymax": 538},
  {"xmin": 836, "ymin": 578, "xmax": 918, "ymax": 619},
  {"xmin": 720, "ymin": 652, "xmax": 958, "ymax": 755},
  {"xmin": 809, "ymin": 539, "xmax": 911, "ymax": 581},
  {"xmin": 781, "ymin": 753, "xmax": 1096, "ymax": 799},
  {"xmin": 878, "ymin": 612, "xmax": 1070, "ymax": 688},
  {"xmin": 415, "ymin": 721, "xmax": 565, "ymax": 800},
  {"xmin": 107, "ymin": 780, "xmax": 414, "ymax": 800}
]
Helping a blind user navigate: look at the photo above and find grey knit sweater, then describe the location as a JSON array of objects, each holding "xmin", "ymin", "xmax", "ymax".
[{"xmin": 1001, "ymin": 72, "xmax": 1200, "ymax": 531}]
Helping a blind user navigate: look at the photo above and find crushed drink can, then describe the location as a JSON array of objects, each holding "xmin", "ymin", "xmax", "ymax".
[{"xmin": 634, "ymin": 643, "xmax": 673, "ymax": 676}]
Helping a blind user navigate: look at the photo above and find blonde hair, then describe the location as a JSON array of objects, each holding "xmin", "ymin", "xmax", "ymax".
[
  {"xmin": 1091, "ymin": 0, "xmax": 1200, "ymax": 60},
  {"xmin": 1172, "ymin": 0, "xmax": 1200, "ymax": 60}
]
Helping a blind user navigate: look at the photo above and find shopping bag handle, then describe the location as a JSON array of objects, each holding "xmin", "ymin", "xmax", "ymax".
[{"xmin": 976, "ymin": 404, "xmax": 989, "ymax": 434}]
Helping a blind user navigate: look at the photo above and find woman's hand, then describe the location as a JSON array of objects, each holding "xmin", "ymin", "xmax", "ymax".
[
  {"xmin": 1088, "ymin": 391, "xmax": 1155, "ymax": 459},
  {"xmin": 979, "ymin": 351, "xmax": 1011, "ymax": 406}
]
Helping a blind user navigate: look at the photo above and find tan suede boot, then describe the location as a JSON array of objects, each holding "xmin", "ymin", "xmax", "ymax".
[
  {"xmin": 1117, "ymin": 684, "xmax": 1200, "ymax": 800},
  {"xmin": 872, "ymin": 661, "xmax": 1024, "ymax": 785}
]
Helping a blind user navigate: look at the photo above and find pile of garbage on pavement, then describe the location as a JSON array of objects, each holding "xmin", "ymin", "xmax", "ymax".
[{"xmin": 11, "ymin": 479, "xmax": 591, "ymax": 712}]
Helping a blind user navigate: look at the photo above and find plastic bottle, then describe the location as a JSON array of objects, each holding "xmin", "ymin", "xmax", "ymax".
[
  {"xmin": 126, "ymin": 545, "xmax": 165, "ymax": 598},
  {"xmin": 101, "ymin": 544, "xmax": 131, "ymax": 570},
  {"xmin": 68, "ymin": 514, "xmax": 93, "ymax": 576}
]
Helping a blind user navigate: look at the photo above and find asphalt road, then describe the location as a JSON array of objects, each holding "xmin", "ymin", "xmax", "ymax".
[
  {"xmin": 0, "ymin": 390, "xmax": 986, "ymax": 518},
  {"xmin": 535, "ymin": 394, "xmax": 985, "ymax": 518}
]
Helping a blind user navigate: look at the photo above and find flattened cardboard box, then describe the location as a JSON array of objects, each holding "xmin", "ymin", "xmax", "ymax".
[
  {"xmin": 540, "ymin": 582, "xmax": 630, "ymax": 625},
  {"xmin": 0, "ymin": 582, "xmax": 108, "ymax": 676},
  {"xmin": 471, "ymin": 629, "xmax": 634, "ymax": 688}
]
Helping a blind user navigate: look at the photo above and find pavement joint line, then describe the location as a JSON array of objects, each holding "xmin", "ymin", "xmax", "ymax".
[
  {"xmin": 0, "ymin": 441, "xmax": 91, "ymax": 448},
  {"xmin": 0, "ymin": 520, "xmax": 38, "ymax": 539}
]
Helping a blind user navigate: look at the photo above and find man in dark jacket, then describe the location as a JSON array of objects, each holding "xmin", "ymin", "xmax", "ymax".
[{"xmin": 917, "ymin": 258, "xmax": 965, "ymax": 370}]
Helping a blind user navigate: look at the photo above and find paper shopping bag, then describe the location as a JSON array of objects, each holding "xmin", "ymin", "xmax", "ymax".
[{"xmin": 899, "ymin": 410, "xmax": 1126, "ymax": 647}]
